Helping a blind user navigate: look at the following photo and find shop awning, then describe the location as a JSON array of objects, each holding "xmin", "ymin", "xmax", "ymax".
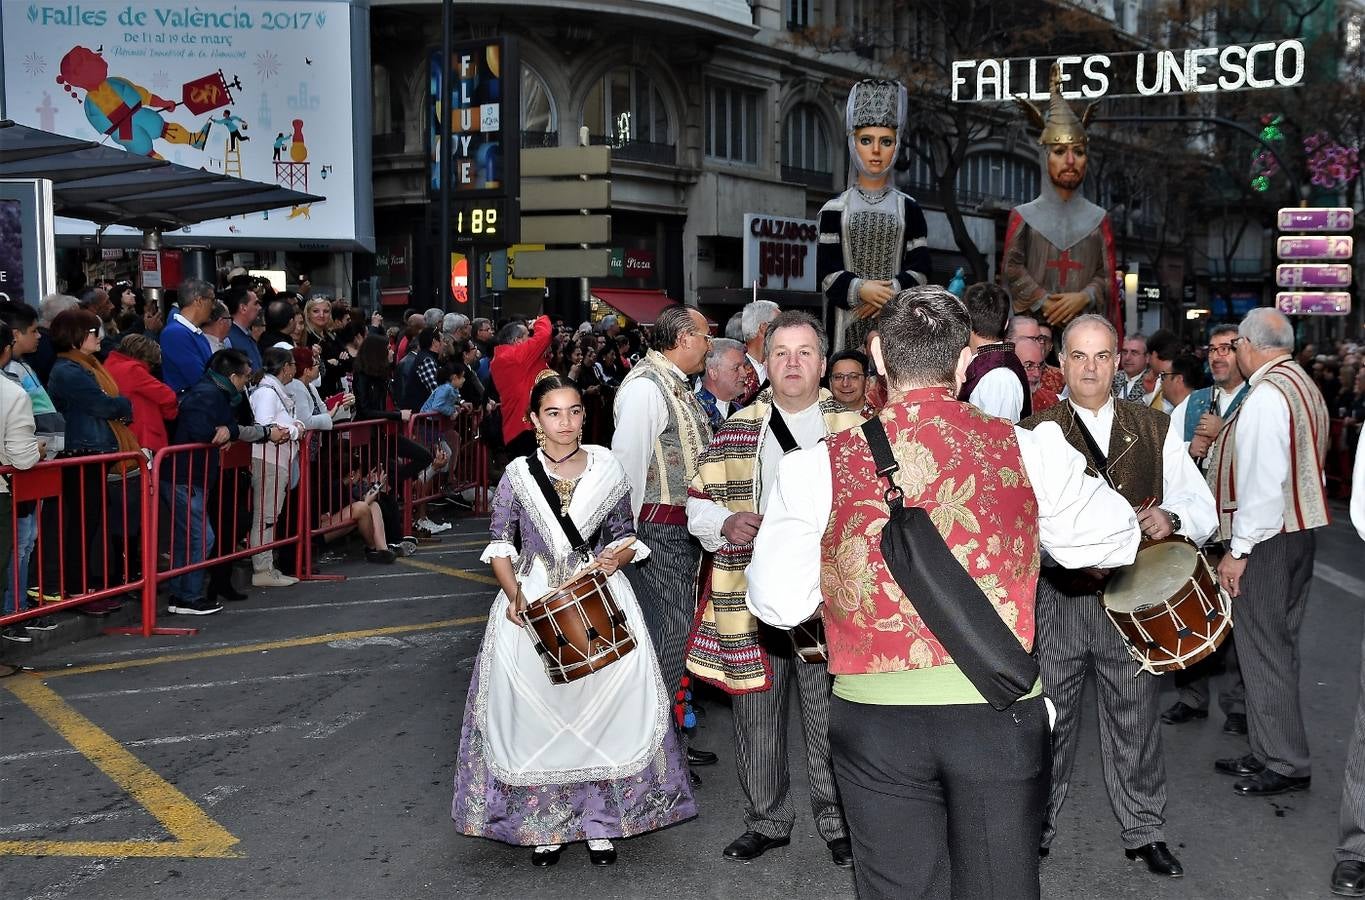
[
  {"xmin": 0, "ymin": 119, "xmax": 323, "ymax": 230},
  {"xmin": 592, "ymin": 288, "xmax": 677, "ymax": 325}
]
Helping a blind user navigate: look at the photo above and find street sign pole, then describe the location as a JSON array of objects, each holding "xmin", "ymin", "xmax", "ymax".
[{"xmin": 438, "ymin": 0, "xmax": 452, "ymax": 311}]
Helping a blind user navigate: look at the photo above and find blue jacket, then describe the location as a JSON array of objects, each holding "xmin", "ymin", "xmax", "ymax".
[
  {"xmin": 226, "ymin": 322, "xmax": 263, "ymax": 374},
  {"xmin": 160, "ymin": 317, "xmax": 213, "ymax": 393},
  {"xmin": 164, "ymin": 375, "xmax": 242, "ymax": 489},
  {"xmin": 1181, "ymin": 383, "xmax": 1249, "ymax": 440},
  {"xmin": 46, "ymin": 358, "xmax": 133, "ymax": 453}
]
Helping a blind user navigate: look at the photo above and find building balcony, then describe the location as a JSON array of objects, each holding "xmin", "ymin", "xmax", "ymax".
[{"xmin": 588, "ymin": 134, "xmax": 678, "ymax": 166}]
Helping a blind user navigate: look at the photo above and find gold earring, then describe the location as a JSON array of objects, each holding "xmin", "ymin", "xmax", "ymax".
[{"xmin": 534, "ymin": 426, "xmax": 547, "ymax": 449}]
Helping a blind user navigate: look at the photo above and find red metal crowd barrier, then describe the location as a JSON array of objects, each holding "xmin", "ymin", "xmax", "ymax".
[
  {"xmin": 0, "ymin": 412, "xmax": 490, "ymax": 639},
  {"xmin": 0, "ymin": 450, "xmax": 147, "ymax": 630},
  {"xmin": 403, "ymin": 409, "xmax": 489, "ymax": 536}
]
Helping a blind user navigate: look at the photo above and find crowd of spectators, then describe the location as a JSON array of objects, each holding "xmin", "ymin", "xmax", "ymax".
[{"xmin": 0, "ymin": 274, "xmax": 514, "ymax": 640}]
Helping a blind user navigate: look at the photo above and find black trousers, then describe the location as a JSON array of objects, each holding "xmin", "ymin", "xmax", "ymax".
[{"xmin": 829, "ymin": 695, "xmax": 1050, "ymax": 900}]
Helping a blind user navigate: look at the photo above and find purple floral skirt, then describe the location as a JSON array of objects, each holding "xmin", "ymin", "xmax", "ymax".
[{"xmin": 451, "ymin": 653, "xmax": 697, "ymax": 846}]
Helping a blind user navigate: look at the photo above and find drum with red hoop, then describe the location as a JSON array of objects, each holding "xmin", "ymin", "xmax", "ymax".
[
  {"xmin": 1101, "ymin": 537, "xmax": 1231, "ymax": 675},
  {"xmin": 522, "ymin": 569, "xmax": 636, "ymax": 685}
]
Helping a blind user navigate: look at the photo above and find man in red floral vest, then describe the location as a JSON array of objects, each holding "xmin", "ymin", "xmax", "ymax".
[{"xmin": 747, "ymin": 286, "xmax": 1141, "ymax": 899}]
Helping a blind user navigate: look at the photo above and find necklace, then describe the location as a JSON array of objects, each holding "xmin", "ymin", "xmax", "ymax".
[
  {"xmin": 855, "ymin": 184, "xmax": 891, "ymax": 204},
  {"xmin": 543, "ymin": 445, "xmax": 580, "ymax": 464}
]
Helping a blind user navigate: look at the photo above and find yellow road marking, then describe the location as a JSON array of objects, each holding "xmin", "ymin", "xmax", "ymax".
[
  {"xmin": 398, "ymin": 557, "xmax": 499, "ymax": 586},
  {"xmin": 43, "ymin": 615, "xmax": 488, "ymax": 680},
  {"xmin": 0, "ymin": 679, "xmax": 241, "ymax": 859}
]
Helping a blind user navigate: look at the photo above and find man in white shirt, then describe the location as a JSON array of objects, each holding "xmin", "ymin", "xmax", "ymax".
[
  {"xmin": 1113, "ymin": 332, "xmax": 1149, "ymax": 401},
  {"xmin": 1209, "ymin": 308, "xmax": 1330, "ymax": 797},
  {"xmin": 1332, "ymin": 449, "xmax": 1365, "ymax": 897},
  {"xmin": 1163, "ymin": 330, "xmax": 1250, "ymax": 733},
  {"xmin": 958, "ymin": 283, "xmax": 1027, "ymax": 421},
  {"xmin": 1021, "ymin": 314, "xmax": 1217, "ymax": 878},
  {"xmin": 740, "ymin": 299, "xmax": 779, "ymax": 388},
  {"xmin": 684, "ymin": 312, "xmax": 862, "ymax": 867},
  {"xmin": 611, "ymin": 304, "xmax": 715, "ymax": 772},
  {"xmin": 747, "ymin": 290, "xmax": 1140, "ymax": 898}
]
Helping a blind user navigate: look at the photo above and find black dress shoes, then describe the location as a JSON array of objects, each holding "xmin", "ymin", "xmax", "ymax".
[
  {"xmin": 827, "ymin": 837, "xmax": 854, "ymax": 868},
  {"xmin": 722, "ymin": 830, "xmax": 790, "ymax": 861},
  {"xmin": 1234, "ymin": 769, "xmax": 1311, "ymax": 796},
  {"xmin": 1215, "ymin": 753, "xmax": 1265, "ymax": 777},
  {"xmin": 1125, "ymin": 841, "xmax": 1184, "ymax": 877},
  {"xmin": 1161, "ymin": 701, "xmax": 1208, "ymax": 725},
  {"xmin": 687, "ymin": 747, "xmax": 718, "ymax": 766},
  {"xmin": 530, "ymin": 845, "xmax": 563, "ymax": 867},
  {"xmin": 1332, "ymin": 860, "xmax": 1365, "ymax": 897},
  {"xmin": 689, "ymin": 769, "xmax": 702, "ymax": 788},
  {"xmin": 588, "ymin": 843, "xmax": 618, "ymax": 866},
  {"xmin": 1224, "ymin": 712, "xmax": 1249, "ymax": 735}
]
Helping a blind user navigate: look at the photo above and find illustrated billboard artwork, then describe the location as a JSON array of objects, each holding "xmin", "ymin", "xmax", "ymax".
[{"xmin": 1, "ymin": 0, "xmax": 370, "ymax": 248}]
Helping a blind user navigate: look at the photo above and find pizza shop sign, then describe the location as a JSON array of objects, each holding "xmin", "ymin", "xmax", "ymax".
[{"xmin": 743, "ymin": 214, "xmax": 818, "ymax": 292}]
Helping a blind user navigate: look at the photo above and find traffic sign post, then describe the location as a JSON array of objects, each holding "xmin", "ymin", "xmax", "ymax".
[{"xmin": 1275, "ymin": 207, "xmax": 1354, "ymax": 317}]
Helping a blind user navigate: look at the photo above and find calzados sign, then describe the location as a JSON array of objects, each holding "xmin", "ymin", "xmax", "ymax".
[{"xmin": 952, "ymin": 40, "xmax": 1305, "ymax": 103}]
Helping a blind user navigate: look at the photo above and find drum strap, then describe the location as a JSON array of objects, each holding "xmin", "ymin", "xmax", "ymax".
[
  {"xmin": 767, "ymin": 407, "xmax": 799, "ymax": 454},
  {"xmin": 1070, "ymin": 410, "xmax": 1114, "ymax": 488},
  {"xmin": 860, "ymin": 417, "xmax": 1039, "ymax": 711},
  {"xmin": 526, "ymin": 455, "xmax": 602, "ymax": 554}
]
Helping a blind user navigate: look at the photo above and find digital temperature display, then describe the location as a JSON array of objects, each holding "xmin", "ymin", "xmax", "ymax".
[{"xmin": 450, "ymin": 199, "xmax": 518, "ymax": 245}]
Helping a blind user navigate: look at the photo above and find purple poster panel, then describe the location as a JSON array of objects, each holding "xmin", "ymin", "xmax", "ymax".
[
  {"xmin": 1276, "ymin": 264, "xmax": 1352, "ymax": 288},
  {"xmin": 1277, "ymin": 208, "xmax": 1354, "ymax": 232},
  {"xmin": 1276, "ymin": 292, "xmax": 1351, "ymax": 315},
  {"xmin": 1277, "ymin": 236, "xmax": 1353, "ymax": 260}
]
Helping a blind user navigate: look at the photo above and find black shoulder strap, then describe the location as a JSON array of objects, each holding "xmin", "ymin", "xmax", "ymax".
[
  {"xmin": 1068, "ymin": 407, "xmax": 1113, "ymax": 486},
  {"xmin": 861, "ymin": 417, "xmax": 904, "ymax": 506},
  {"xmin": 767, "ymin": 406, "xmax": 799, "ymax": 454},
  {"xmin": 525, "ymin": 454, "xmax": 600, "ymax": 552}
]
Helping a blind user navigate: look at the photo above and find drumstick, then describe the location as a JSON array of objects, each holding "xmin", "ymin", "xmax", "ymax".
[{"xmin": 561, "ymin": 538, "xmax": 638, "ymax": 583}]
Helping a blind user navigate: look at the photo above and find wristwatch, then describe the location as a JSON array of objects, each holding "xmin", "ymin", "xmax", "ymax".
[
  {"xmin": 1164, "ymin": 509, "xmax": 1181, "ymax": 534},
  {"xmin": 1230, "ymin": 548, "xmax": 1247, "ymax": 560}
]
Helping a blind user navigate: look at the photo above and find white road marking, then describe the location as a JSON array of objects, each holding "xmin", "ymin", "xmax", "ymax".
[
  {"xmin": 1316, "ymin": 562, "xmax": 1365, "ymax": 598},
  {"xmin": 302, "ymin": 711, "xmax": 365, "ymax": 739},
  {"xmin": 57, "ymin": 665, "xmax": 408, "ymax": 702},
  {"xmin": 0, "ymin": 724, "xmax": 294, "ymax": 762}
]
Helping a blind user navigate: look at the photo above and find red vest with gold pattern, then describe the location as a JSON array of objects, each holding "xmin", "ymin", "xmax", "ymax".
[{"xmin": 819, "ymin": 388, "xmax": 1041, "ymax": 675}]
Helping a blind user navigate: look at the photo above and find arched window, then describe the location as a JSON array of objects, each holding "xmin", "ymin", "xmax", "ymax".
[
  {"xmin": 956, "ymin": 152, "xmax": 1040, "ymax": 203},
  {"xmin": 583, "ymin": 67, "xmax": 673, "ymax": 162},
  {"xmin": 521, "ymin": 64, "xmax": 557, "ymax": 147},
  {"xmin": 781, "ymin": 103, "xmax": 832, "ymax": 180}
]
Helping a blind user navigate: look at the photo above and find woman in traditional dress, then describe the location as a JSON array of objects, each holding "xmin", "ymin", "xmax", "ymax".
[
  {"xmin": 452, "ymin": 373, "xmax": 696, "ymax": 866},
  {"xmin": 816, "ymin": 78, "xmax": 932, "ymax": 352}
]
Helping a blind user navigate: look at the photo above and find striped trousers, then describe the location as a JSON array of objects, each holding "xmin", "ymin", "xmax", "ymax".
[
  {"xmin": 1337, "ymin": 606, "xmax": 1365, "ymax": 861},
  {"xmin": 1035, "ymin": 578, "xmax": 1167, "ymax": 850},
  {"xmin": 1236, "ymin": 529, "xmax": 1316, "ymax": 778},
  {"xmin": 624, "ymin": 520, "xmax": 699, "ymax": 697},
  {"xmin": 731, "ymin": 627, "xmax": 846, "ymax": 841}
]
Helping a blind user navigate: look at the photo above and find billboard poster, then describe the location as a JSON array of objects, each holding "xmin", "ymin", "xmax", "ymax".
[
  {"xmin": 1, "ymin": 0, "xmax": 368, "ymax": 248},
  {"xmin": 0, "ymin": 200, "xmax": 24, "ymax": 304},
  {"xmin": 428, "ymin": 38, "xmax": 520, "ymax": 197}
]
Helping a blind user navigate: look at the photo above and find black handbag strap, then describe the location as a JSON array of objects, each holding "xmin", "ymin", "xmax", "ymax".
[
  {"xmin": 767, "ymin": 406, "xmax": 800, "ymax": 455},
  {"xmin": 526, "ymin": 454, "xmax": 600, "ymax": 553}
]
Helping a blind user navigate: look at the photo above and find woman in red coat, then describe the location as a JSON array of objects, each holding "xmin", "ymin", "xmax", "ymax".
[{"xmin": 104, "ymin": 333, "xmax": 179, "ymax": 452}]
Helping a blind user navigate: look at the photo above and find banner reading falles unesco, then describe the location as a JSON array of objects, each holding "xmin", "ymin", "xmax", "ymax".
[{"xmin": 1, "ymin": 1, "xmax": 366, "ymax": 247}]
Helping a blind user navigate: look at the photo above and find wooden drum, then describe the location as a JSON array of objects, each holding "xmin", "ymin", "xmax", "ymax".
[{"xmin": 522, "ymin": 569, "xmax": 636, "ymax": 685}]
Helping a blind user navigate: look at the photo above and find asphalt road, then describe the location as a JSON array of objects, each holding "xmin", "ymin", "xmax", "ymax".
[{"xmin": 1, "ymin": 507, "xmax": 1363, "ymax": 900}]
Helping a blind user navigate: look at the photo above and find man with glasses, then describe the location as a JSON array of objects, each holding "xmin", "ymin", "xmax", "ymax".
[
  {"xmin": 1161, "ymin": 324, "xmax": 1251, "ymax": 732},
  {"xmin": 1017, "ymin": 336, "xmax": 1060, "ymax": 413},
  {"xmin": 1209, "ymin": 308, "xmax": 1329, "ymax": 799},
  {"xmin": 613, "ymin": 305, "xmax": 718, "ymax": 778},
  {"xmin": 827, "ymin": 349, "xmax": 870, "ymax": 413}
]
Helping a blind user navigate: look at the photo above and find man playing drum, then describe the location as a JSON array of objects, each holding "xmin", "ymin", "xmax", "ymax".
[
  {"xmin": 1020, "ymin": 314, "xmax": 1217, "ymax": 878},
  {"xmin": 684, "ymin": 311, "xmax": 863, "ymax": 866}
]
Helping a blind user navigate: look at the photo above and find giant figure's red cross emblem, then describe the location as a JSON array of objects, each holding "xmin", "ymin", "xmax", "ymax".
[{"xmin": 1045, "ymin": 250, "xmax": 1084, "ymax": 288}]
